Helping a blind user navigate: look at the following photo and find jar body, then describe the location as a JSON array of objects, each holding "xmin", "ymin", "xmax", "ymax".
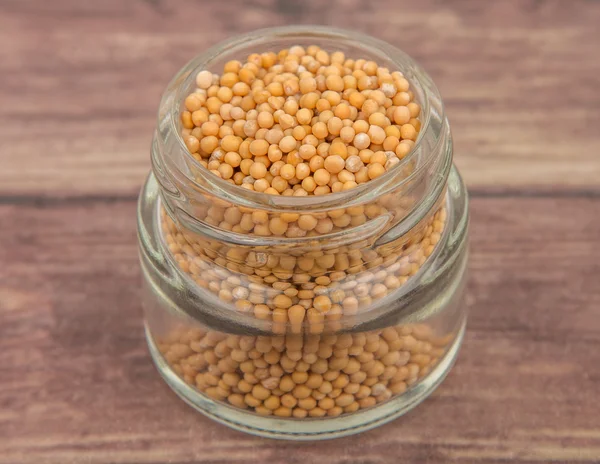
[
  {"xmin": 137, "ymin": 26, "xmax": 469, "ymax": 439},
  {"xmin": 138, "ymin": 167, "xmax": 467, "ymax": 439}
]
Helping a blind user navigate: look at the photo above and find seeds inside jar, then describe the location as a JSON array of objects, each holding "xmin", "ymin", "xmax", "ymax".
[
  {"xmin": 158, "ymin": 44, "xmax": 452, "ymax": 419},
  {"xmin": 158, "ymin": 322, "xmax": 452, "ymax": 418},
  {"xmin": 161, "ymin": 201, "xmax": 447, "ymax": 326},
  {"xmin": 181, "ymin": 46, "xmax": 422, "ymax": 194}
]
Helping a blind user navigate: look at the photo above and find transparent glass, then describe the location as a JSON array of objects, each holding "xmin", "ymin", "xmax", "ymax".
[{"xmin": 137, "ymin": 26, "xmax": 469, "ymax": 440}]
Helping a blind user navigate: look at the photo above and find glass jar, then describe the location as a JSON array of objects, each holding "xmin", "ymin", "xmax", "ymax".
[{"xmin": 137, "ymin": 26, "xmax": 469, "ymax": 440}]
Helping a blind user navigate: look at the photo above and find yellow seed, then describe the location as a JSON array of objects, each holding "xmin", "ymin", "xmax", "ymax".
[
  {"xmin": 299, "ymin": 77, "xmax": 317, "ymax": 94},
  {"xmin": 274, "ymin": 294, "xmax": 293, "ymax": 309},
  {"xmin": 249, "ymin": 162, "xmax": 267, "ymax": 179},
  {"xmin": 400, "ymin": 123, "xmax": 417, "ymax": 141},
  {"xmin": 249, "ymin": 139, "xmax": 269, "ymax": 157},
  {"xmin": 313, "ymin": 295, "xmax": 332, "ymax": 312},
  {"xmin": 269, "ymin": 217, "xmax": 288, "ymax": 235},
  {"xmin": 280, "ymin": 163, "xmax": 296, "ymax": 180},
  {"xmin": 324, "ymin": 74, "xmax": 344, "ymax": 92},
  {"xmin": 353, "ymin": 133, "xmax": 371, "ymax": 150},
  {"xmin": 195, "ymin": 70, "xmax": 213, "ymax": 89},
  {"xmin": 293, "ymin": 385, "xmax": 312, "ymax": 399},
  {"xmin": 293, "ymin": 408, "xmax": 308, "ymax": 418},
  {"xmin": 396, "ymin": 141, "xmax": 412, "ymax": 158},
  {"xmin": 393, "ymin": 106, "xmax": 411, "ymax": 125},
  {"xmin": 329, "ymin": 141, "xmax": 347, "ymax": 158},
  {"xmin": 298, "ymin": 214, "xmax": 318, "ymax": 231},
  {"xmin": 368, "ymin": 163, "xmax": 385, "ymax": 179},
  {"xmin": 324, "ymin": 155, "xmax": 345, "ymax": 174},
  {"xmin": 407, "ymin": 102, "xmax": 421, "ymax": 118},
  {"xmin": 279, "ymin": 135, "xmax": 297, "ymax": 153},
  {"xmin": 313, "ymin": 169, "xmax": 331, "ymax": 186},
  {"xmin": 367, "ymin": 125, "xmax": 386, "ymax": 144}
]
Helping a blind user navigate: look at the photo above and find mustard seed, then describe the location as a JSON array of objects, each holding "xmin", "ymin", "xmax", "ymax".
[
  {"xmin": 324, "ymin": 155, "xmax": 345, "ymax": 174},
  {"xmin": 249, "ymin": 162, "xmax": 267, "ymax": 179},
  {"xmin": 367, "ymin": 125, "xmax": 386, "ymax": 144},
  {"xmin": 313, "ymin": 169, "xmax": 331, "ymax": 186},
  {"xmin": 196, "ymin": 70, "xmax": 213, "ymax": 89},
  {"xmin": 353, "ymin": 133, "xmax": 370, "ymax": 150},
  {"xmin": 407, "ymin": 102, "xmax": 421, "ymax": 118},
  {"xmin": 400, "ymin": 124, "xmax": 417, "ymax": 141}
]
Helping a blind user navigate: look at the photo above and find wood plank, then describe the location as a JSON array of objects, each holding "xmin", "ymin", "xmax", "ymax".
[
  {"xmin": 1, "ymin": 0, "xmax": 599, "ymax": 196},
  {"xmin": 1, "ymin": 196, "xmax": 599, "ymax": 463}
]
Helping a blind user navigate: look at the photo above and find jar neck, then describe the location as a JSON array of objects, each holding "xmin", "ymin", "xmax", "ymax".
[{"xmin": 151, "ymin": 26, "xmax": 452, "ymax": 245}]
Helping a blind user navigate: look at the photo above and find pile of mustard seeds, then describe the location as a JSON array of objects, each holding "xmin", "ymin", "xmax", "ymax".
[
  {"xmin": 158, "ymin": 323, "xmax": 451, "ymax": 418},
  {"xmin": 180, "ymin": 45, "xmax": 421, "ymax": 195},
  {"xmin": 162, "ymin": 205, "xmax": 446, "ymax": 329}
]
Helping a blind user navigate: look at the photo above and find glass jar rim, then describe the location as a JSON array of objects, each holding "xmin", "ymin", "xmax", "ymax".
[{"xmin": 157, "ymin": 25, "xmax": 447, "ymax": 213}]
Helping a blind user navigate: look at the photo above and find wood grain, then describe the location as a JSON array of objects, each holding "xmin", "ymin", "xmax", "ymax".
[
  {"xmin": 1, "ymin": 197, "xmax": 600, "ymax": 464},
  {"xmin": 0, "ymin": 0, "xmax": 599, "ymax": 196},
  {"xmin": 2, "ymin": 0, "xmax": 600, "ymax": 463}
]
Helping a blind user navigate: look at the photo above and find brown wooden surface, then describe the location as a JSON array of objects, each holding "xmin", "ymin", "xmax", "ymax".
[{"xmin": 1, "ymin": 1, "xmax": 599, "ymax": 463}]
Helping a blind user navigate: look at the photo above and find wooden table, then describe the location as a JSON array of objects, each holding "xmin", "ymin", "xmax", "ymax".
[{"xmin": 2, "ymin": 1, "xmax": 599, "ymax": 463}]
